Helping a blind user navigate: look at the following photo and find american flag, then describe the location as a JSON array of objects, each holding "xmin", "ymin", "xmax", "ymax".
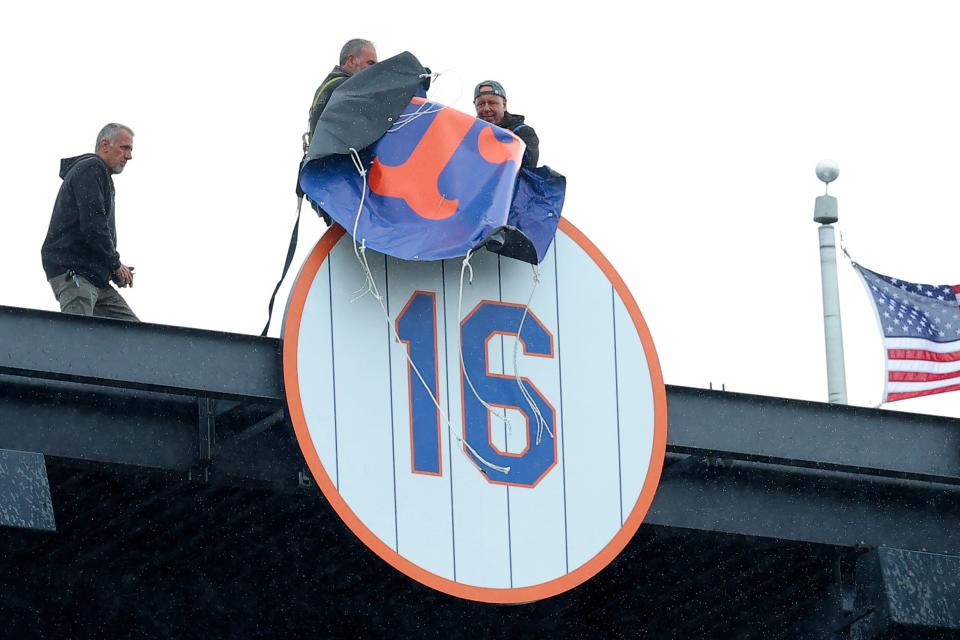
[{"xmin": 854, "ymin": 264, "xmax": 960, "ymax": 402}]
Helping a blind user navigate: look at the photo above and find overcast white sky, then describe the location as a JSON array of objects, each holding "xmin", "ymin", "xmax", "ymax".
[{"xmin": 2, "ymin": 1, "xmax": 959, "ymax": 417}]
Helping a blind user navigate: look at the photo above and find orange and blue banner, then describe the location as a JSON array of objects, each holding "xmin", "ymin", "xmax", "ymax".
[{"xmin": 301, "ymin": 95, "xmax": 564, "ymax": 264}]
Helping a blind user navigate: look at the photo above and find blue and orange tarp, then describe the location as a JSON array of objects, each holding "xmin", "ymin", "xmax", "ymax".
[{"xmin": 299, "ymin": 52, "xmax": 565, "ymax": 265}]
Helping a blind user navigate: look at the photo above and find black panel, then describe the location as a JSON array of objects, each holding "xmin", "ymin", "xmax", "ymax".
[{"xmin": 0, "ymin": 448, "xmax": 54, "ymax": 531}]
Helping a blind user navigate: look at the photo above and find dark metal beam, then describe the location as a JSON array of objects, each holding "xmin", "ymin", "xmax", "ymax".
[
  {"xmin": 666, "ymin": 386, "xmax": 960, "ymax": 485},
  {"xmin": 0, "ymin": 305, "xmax": 281, "ymax": 401},
  {"xmin": 0, "ymin": 375, "xmax": 197, "ymax": 469},
  {"xmin": 0, "ymin": 375, "xmax": 297, "ymax": 485},
  {"xmin": 648, "ymin": 454, "xmax": 960, "ymax": 556}
]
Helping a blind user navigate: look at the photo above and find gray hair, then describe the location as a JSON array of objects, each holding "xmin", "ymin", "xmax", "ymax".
[
  {"xmin": 95, "ymin": 123, "xmax": 134, "ymax": 151},
  {"xmin": 339, "ymin": 39, "xmax": 374, "ymax": 66}
]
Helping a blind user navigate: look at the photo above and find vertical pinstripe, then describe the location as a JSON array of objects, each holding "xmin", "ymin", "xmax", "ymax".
[
  {"xmin": 441, "ymin": 265, "xmax": 458, "ymax": 581},
  {"xmin": 612, "ymin": 285, "xmax": 624, "ymax": 525},
  {"xmin": 552, "ymin": 240, "xmax": 571, "ymax": 573},
  {"xmin": 326, "ymin": 241, "xmax": 396, "ymax": 550},
  {"xmin": 384, "ymin": 257, "xmax": 400, "ymax": 551},
  {"xmin": 611, "ymin": 292, "xmax": 657, "ymax": 522},
  {"xmin": 555, "ymin": 234, "xmax": 622, "ymax": 570},
  {"xmin": 496, "ymin": 256, "xmax": 515, "ymax": 587},
  {"xmin": 328, "ymin": 254, "xmax": 340, "ymax": 490}
]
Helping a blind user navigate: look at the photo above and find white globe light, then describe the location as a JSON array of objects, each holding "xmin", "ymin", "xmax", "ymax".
[{"xmin": 816, "ymin": 159, "xmax": 839, "ymax": 184}]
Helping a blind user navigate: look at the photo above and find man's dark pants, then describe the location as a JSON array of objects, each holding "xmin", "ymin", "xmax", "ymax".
[{"xmin": 48, "ymin": 272, "xmax": 139, "ymax": 322}]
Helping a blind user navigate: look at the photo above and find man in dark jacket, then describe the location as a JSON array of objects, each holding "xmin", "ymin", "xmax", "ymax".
[
  {"xmin": 474, "ymin": 80, "xmax": 540, "ymax": 168},
  {"xmin": 300, "ymin": 38, "xmax": 379, "ymax": 219},
  {"xmin": 41, "ymin": 123, "xmax": 138, "ymax": 321},
  {"xmin": 306, "ymin": 38, "xmax": 378, "ymax": 143}
]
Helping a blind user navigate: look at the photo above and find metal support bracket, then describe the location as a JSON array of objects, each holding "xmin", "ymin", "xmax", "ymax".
[{"xmin": 192, "ymin": 398, "xmax": 216, "ymax": 482}]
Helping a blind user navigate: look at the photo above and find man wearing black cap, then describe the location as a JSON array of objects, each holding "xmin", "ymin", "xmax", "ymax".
[{"xmin": 474, "ymin": 80, "xmax": 539, "ymax": 169}]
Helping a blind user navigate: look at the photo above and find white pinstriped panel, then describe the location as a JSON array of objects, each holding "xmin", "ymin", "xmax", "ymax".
[
  {"xmin": 295, "ymin": 258, "xmax": 338, "ymax": 487},
  {"xmin": 325, "ymin": 240, "xmax": 396, "ymax": 550},
  {"xmin": 294, "ymin": 228, "xmax": 658, "ymax": 589},
  {"xmin": 553, "ymin": 234, "xmax": 623, "ymax": 571},
  {"xmin": 613, "ymin": 294, "xmax": 657, "ymax": 521}
]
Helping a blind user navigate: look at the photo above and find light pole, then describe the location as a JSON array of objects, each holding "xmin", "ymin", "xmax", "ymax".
[{"xmin": 814, "ymin": 159, "xmax": 848, "ymax": 404}]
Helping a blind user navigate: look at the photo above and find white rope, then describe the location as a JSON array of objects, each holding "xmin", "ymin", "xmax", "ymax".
[
  {"xmin": 420, "ymin": 67, "xmax": 464, "ymax": 110},
  {"xmin": 513, "ymin": 264, "xmax": 553, "ymax": 445},
  {"xmin": 457, "ymin": 250, "xmax": 515, "ymax": 436},
  {"xmin": 348, "ymin": 149, "xmax": 380, "ymax": 303},
  {"xmin": 387, "ymin": 101, "xmax": 447, "ymax": 133},
  {"xmin": 344, "ymin": 150, "xmax": 509, "ymax": 475},
  {"xmin": 387, "ymin": 97, "xmax": 444, "ymax": 132},
  {"xmin": 839, "ymin": 228, "xmax": 853, "ymax": 263},
  {"xmin": 387, "ymin": 69, "xmax": 464, "ymax": 134}
]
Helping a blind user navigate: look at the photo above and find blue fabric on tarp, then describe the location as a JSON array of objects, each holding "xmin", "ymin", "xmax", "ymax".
[{"xmin": 498, "ymin": 166, "xmax": 566, "ymax": 264}]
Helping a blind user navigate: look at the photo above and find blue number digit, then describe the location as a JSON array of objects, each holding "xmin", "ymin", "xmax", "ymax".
[
  {"xmin": 396, "ymin": 291, "xmax": 442, "ymax": 475},
  {"xmin": 460, "ymin": 301, "xmax": 557, "ymax": 488}
]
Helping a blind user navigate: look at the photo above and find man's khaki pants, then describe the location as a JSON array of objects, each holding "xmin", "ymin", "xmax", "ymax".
[{"xmin": 48, "ymin": 272, "xmax": 139, "ymax": 322}]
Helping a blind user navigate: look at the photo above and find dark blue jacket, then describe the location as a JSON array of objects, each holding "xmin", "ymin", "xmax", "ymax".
[
  {"xmin": 499, "ymin": 112, "xmax": 539, "ymax": 168},
  {"xmin": 41, "ymin": 154, "xmax": 121, "ymax": 287}
]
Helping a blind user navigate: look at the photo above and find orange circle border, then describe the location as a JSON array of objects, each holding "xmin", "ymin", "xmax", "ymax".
[{"xmin": 282, "ymin": 219, "xmax": 668, "ymax": 604}]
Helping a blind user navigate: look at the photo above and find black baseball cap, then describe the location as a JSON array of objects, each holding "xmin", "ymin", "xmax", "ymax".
[{"xmin": 474, "ymin": 80, "xmax": 506, "ymax": 101}]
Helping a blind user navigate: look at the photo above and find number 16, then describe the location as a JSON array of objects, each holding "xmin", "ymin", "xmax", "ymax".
[{"xmin": 396, "ymin": 292, "xmax": 557, "ymax": 488}]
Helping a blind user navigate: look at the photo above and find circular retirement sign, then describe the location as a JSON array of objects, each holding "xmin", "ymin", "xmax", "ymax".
[{"xmin": 283, "ymin": 219, "xmax": 667, "ymax": 603}]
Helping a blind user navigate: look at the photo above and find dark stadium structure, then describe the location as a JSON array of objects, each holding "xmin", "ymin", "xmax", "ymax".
[{"xmin": 2, "ymin": 304, "xmax": 959, "ymax": 639}]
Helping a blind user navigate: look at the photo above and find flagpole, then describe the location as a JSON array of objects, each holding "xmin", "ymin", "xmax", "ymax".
[{"xmin": 814, "ymin": 159, "xmax": 848, "ymax": 404}]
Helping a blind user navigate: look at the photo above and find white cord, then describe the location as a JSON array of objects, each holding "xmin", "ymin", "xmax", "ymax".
[
  {"xmin": 513, "ymin": 264, "xmax": 553, "ymax": 444},
  {"xmin": 388, "ymin": 101, "xmax": 447, "ymax": 133},
  {"xmin": 420, "ymin": 67, "xmax": 464, "ymax": 110},
  {"xmin": 348, "ymin": 149, "xmax": 380, "ymax": 303},
  {"xmin": 344, "ymin": 150, "xmax": 510, "ymax": 475},
  {"xmin": 457, "ymin": 250, "xmax": 515, "ymax": 435},
  {"xmin": 387, "ymin": 69, "xmax": 464, "ymax": 133}
]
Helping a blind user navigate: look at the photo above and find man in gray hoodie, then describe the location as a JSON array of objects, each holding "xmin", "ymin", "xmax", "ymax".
[{"xmin": 41, "ymin": 123, "xmax": 139, "ymax": 321}]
